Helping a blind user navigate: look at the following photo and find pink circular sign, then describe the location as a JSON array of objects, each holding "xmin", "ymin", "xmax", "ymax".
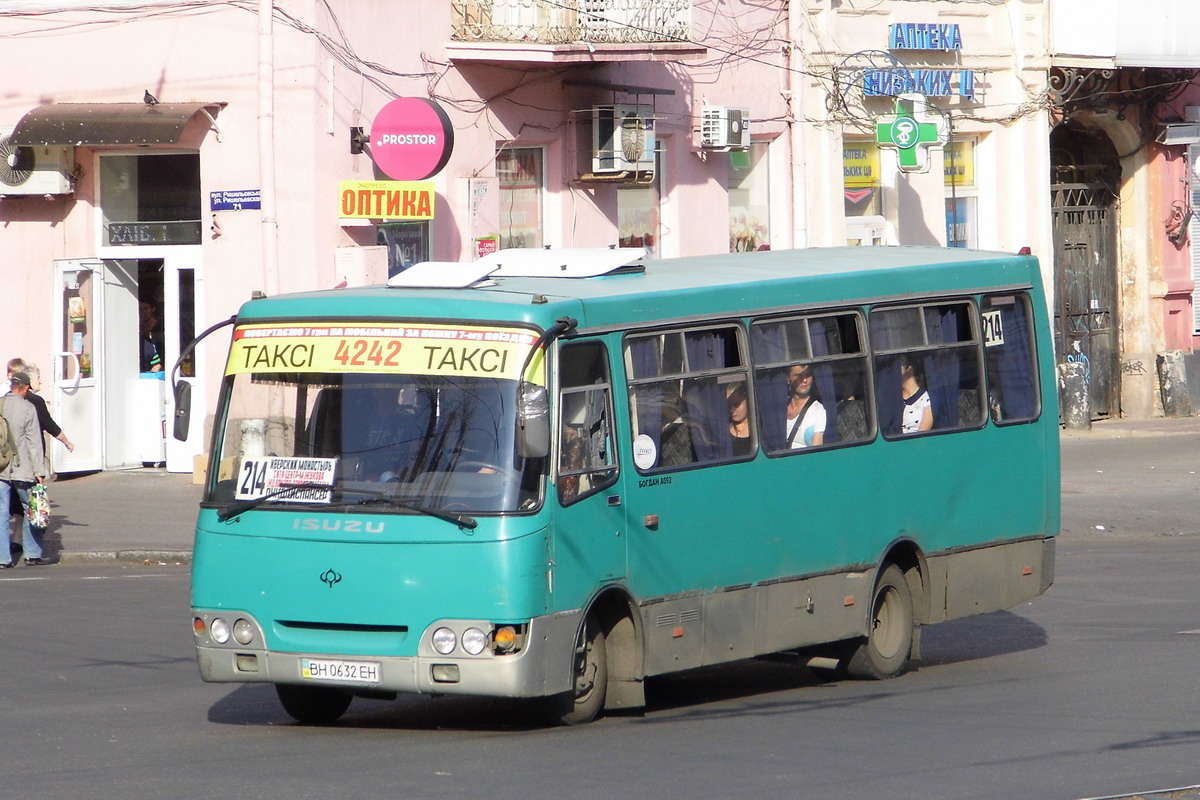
[{"xmin": 370, "ymin": 97, "xmax": 454, "ymax": 180}]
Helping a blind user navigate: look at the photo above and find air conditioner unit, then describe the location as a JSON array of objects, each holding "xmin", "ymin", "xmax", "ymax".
[
  {"xmin": 0, "ymin": 127, "xmax": 74, "ymax": 195},
  {"xmin": 701, "ymin": 106, "xmax": 750, "ymax": 151},
  {"xmin": 592, "ymin": 104, "xmax": 655, "ymax": 174}
]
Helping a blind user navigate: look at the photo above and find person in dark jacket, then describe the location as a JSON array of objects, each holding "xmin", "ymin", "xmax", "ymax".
[{"xmin": 6, "ymin": 359, "xmax": 73, "ymax": 455}]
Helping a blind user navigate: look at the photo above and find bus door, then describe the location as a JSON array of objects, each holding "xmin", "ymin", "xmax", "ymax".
[{"xmin": 551, "ymin": 340, "xmax": 626, "ymax": 603}]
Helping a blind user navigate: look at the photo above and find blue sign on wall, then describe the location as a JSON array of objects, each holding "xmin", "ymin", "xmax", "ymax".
[
  {"xmin": 864, "ymin": 69, "xmax": 975, "ymax": 100},
  {"xmin": 210, "ymin": 189, "xmax": 262, "ymax": 211}
]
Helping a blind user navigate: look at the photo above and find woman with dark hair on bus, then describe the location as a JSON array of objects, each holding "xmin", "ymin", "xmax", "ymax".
[
  {"xmin": 727, "ymin": 383, "xmax": 753, "ymax": 458},
  {"xmin": 899, "ymin": 354, "xmax": 934, "ymax": 434}
]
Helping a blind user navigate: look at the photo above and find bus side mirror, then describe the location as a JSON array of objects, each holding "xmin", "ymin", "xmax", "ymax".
[
  {"xmin": 173, "ymin": 381, "xmax": 192, "ymax": 441},
  {"xmin": 517, "ymin": 383, "xmax": 549, "ymax": 459}
]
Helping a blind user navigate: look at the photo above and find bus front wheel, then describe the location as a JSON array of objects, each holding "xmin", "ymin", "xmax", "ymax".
[
  {"xmin": 844, "ymin": 564, "xmax": 913, "ymax": 680},
  {"xmin": 276, "ymin": 684, "xmax": 353, "ymax": 725},
  {"xmin": 551, "ymin": 616, "xmax": 608, "ymax": 726}
]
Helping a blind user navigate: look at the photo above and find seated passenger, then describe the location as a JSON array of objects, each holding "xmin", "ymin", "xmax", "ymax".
[
  {"xmin": 726, "ymin": 383, "xmax": 753, "ymax": 458},
  {"xmin": 785, "ymin": 364, "xmax": 825, "ymax": 448},
  {"xmin": 899, "ymin": 355, "xmax": 934, "ymax": 434}
]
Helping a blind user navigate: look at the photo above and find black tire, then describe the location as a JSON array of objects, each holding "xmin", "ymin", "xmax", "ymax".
[
  {"xmin": 552, "ymin": 616, "xmax": 608, "ymax": 726},
  {"xmin": 844, "ymin": 564, "xmax": 914, "ymax": 680},
  {"xmin": 275, "ymin": 684, "xmax": 353, "ymax": 725}
]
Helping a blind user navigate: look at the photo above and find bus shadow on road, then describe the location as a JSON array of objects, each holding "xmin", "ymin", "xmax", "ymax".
[
  {"xmin": 915, "ymin": 609, "xmax": 1048, "ymax": 667},
  {"xmin": 204, "ymin": 610, "xmax": 1047, "ymax": 731}
]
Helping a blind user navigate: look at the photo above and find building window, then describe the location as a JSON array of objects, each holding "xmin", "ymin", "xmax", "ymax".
[
  {"xmin": 497, "ymin": 147, "xmax": 543, "ymax": 249},
  {"xmin": 843, "ymin": 140, "xmax": 885, "ymax": 246},
  {"xmin": 99, "ymin": 154, "xmax": 201, "ymax": 246},
  {"xmin": 618, "ymin": 159, "xmax": 662, "ymax": 257},
  {"xmin": 944, "ymin": 138, "xmax": 977, "ymax": 248},
  {"xmin": 377, "ymin": 222, "xmax": 430, "ymax": 277},
  {"xmin": 729, "ymin": 142, "xmax": 770, "ymax": 252}
]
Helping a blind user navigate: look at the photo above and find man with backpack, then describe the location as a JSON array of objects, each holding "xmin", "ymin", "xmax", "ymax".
[{"xmin": 1, "ymin": 371, "xmax": 48, "ymax": 568}]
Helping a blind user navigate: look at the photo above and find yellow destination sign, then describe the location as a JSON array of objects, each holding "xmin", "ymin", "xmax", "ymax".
[{"xmin": 226, "ymin": 322, "xmax": 544, "ymax": 384}]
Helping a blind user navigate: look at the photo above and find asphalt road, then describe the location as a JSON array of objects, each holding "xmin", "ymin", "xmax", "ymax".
[{"xmin": 2, "ymin": 429, "xmax": 1198, "ymax": 800}]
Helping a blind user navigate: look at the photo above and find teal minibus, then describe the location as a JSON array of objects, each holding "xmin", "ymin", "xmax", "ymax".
[{"xmin": 184, "ymin": 245, "xmax": 1059, "ymax": 725}]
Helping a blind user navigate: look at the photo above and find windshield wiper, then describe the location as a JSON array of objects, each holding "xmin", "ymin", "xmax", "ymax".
[
  {"xmin": 346, "ymin": 492, "xmax": 478, "ymax": 530},
  {"xmin": 218, "ymin": 483, "xmax": 478, "ymax": 530},
  {"xmin": 217, "ymin": 482, "xmax": 333, "ymax": 522}
]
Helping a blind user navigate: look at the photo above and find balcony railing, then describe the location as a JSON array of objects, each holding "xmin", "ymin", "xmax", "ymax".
[{"xmin": 451, "ymin": 0, "xmax": 690, "ymax": 45}]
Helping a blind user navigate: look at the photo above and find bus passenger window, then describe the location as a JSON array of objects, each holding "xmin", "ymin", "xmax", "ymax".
[
  {"xmin": 558, "ymin": 341, "xmax": 617, "ymax": 505},
  {"xmin": 625, "ymin": 326, "xmax": 751, "ymax": 470},
  {"xmin": 871, "ymin": 300, "xmax": 984, "ymax": 438},
  {"xmin": 751, "ymin": 311, "xmax": 872, "ymax": 452},
  {"xmin": 982, "ymin": 293, "xmax": 1040, "ymax": 423}
]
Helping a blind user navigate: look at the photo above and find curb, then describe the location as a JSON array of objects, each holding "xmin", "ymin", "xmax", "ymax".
[{"xmin": 56, "ymin": 550, "xmax": 192, "ymax": 566}]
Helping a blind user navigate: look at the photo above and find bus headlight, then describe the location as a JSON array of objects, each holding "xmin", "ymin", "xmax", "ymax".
[
  {"xmin": 232, "ymin": 618, "xmax": 255, "ymax": 645},
  {"xmin": 210, "ymin": 618, "xmax": 231, "ymax": 644},
  {"xmin": 432, "ymin": 627, "xmax": 457, "ymax": 655},
  {"xmin": 461, "ymin": 627, "xmax": 487, "ymax": 655}
]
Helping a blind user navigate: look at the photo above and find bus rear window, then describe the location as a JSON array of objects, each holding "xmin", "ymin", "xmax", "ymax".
[{"xmin": 982, "ymin": 293, "xmax": 1040, "ymax": 424}]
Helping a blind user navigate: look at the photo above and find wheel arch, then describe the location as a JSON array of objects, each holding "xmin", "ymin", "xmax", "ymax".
[
  {"xmin": 877, "ymin": 538, "xmax": 930, "ymax": 626},
  {"xmin": 584, "ymin": 584, "xmax": 645, "ymax": 711}
]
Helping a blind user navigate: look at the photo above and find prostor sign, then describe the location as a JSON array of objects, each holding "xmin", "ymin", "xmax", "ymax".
[{"xmin": 368, "ymin": 97, "xmax": 454, "ymax": 181}]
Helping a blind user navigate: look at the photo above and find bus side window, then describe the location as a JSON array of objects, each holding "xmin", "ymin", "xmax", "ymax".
[
  {"xmin": 982, "ymin": 293, "xmax": 1040, "ymax": 423},
  {"xmin": 751, "ymin": 310, "xmax": 873, "ymax": 451},
  {"xmin": 871, "ymin": 300, "xmax": 984, "ymax": 437},
  {"xmin": 625, "ymin": 326, "xmax": 751, "ymax": 471},
  {"xmin": 558, "ymin": 341, "xmax": 618, "ymax": 505}
]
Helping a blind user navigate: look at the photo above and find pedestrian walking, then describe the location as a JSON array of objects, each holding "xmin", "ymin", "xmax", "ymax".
[
  {"xmin": 1, "ymin": 372, "xmax": 49, "ymax": 567},
  {"xmin": 7, "ymin": 359, "xmax": 73, "ymax": 480}
]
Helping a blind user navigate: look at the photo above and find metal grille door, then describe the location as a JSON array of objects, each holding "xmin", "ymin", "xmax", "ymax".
[{"xmin": 1051, "ymin": 183, "xmax": 1118, "ymax": 417}]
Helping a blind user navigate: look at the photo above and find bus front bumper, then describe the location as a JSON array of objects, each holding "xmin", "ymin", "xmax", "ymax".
[{"xmin": 193, "ymin": 610, "xmax": 581, "ymax": 699}]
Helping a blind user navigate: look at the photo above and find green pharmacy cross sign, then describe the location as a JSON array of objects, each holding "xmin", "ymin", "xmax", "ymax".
[{"xmin": 875, "ymin": 93, "xmax": 948, "ymax": 173}]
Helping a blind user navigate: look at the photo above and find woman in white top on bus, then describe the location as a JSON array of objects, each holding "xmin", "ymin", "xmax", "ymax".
[{"xmin": 785, "ymin": 363, "xmax": 826, "ymax": 448}]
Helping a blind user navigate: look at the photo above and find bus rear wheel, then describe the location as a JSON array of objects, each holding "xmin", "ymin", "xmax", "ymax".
[
  {"xmin": 275, "ymin": 684, "xmax": 353, "ymax": 725},
  {"xmin": 844, "ymin": 564, "xmax": 913, "ymax": 680},
  {"xmin": 551, "ymin": 616, "xmax": 608, "ymax": 726}
]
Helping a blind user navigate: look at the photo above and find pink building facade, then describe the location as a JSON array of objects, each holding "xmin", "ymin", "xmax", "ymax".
[
  {"xmin": 0, "ymin": 1, "xmax": 799, "ymax": 473},
  {"xmin": 3, "ymin": 1, "xmax": 1199, "ymax": 475}
]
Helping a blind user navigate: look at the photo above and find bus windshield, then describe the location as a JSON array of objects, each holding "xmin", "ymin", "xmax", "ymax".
[{"xmin": 205, "ymin": 321, "xmax": 544, "ymax": 515}]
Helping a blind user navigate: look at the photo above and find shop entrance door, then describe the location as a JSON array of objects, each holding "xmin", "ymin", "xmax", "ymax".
[
  {"xmin": 101, "ymin": 254, "xmax": 204, "ymax": 473},
  {"xmin": 51, "ymin": 260, "xmax": 104, "ymax": 474},
  {"xmin": 51, "ymin": 253, "xmax": 203, "ymax": 474}
]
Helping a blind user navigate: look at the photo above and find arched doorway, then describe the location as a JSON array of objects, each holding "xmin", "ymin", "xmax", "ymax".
[{"xmin": 1050, "ymin": 121, "xmax": 1120, "ymax": 417}]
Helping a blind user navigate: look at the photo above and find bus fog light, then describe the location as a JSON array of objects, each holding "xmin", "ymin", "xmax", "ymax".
[
  {"xmin": 432, "ymin": 627, "xmax": 457, "ymax": 655},
  {"xmin": 431, "ymin": 664, "xmax": 460, "ymax": 683},
  {"xmin": 462, "ymin": 627, "xmax": 487, "ymax": 655},
  {"xmin": 210, "ymin": 618, "xmax": 231, "ymax": 644},
  {"xmin": 232, "ymin": 619, "xmax": 255, "ymax": 645}
]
